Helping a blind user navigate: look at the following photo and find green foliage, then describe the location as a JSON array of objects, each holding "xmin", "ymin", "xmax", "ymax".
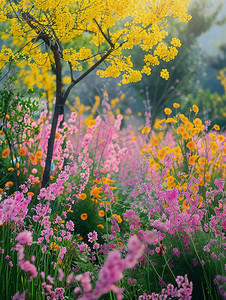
[{"xmin": 182, "ymin": 89, "xmax": 226, "ymax": 129}]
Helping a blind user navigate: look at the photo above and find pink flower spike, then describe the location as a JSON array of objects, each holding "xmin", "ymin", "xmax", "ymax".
[
  {"xmin": 67, "ymin": 273, "xmax": 74, "ymax": 284},
  {"xmin": 143, "ymin": 231, "xmax": 158, "ymax": 244},
  {"xmin": 16, "ymin": 231, "xmax": 33, "ymax": 246},
  {"xmin": 58, "ymin": 267, "xmax": 64, "ymax": 281}
]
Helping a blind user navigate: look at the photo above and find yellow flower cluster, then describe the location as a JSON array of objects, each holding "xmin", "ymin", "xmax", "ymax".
[
  {"xmin": 140, "ymin": 104, "xmax": 226, "ymax": 212},
  {"xmin": 0, "ymin": 0, "xmax": 191, "ymax": 88}
]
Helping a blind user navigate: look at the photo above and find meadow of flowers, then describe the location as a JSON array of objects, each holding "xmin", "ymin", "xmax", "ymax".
[{"xmin": 0, "ymin": 81, "xmax": 225, "ymax": 300}]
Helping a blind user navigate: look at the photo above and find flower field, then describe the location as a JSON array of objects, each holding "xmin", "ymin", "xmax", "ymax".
[
  {"xmin": 0, "ymin": 0, "xmax": 226, "ymax": 299},
  {"xmin": 0, "ymin": 86, "xmax": 225, "ymax": 299}
]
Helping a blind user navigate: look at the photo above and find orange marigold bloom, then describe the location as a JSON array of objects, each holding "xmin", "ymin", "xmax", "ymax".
[
  {"xmin": 81, "ymin": 213, "xmax": 88, "ymax": 220},
  {"xmin": 18, "ymin": 148, "xmax": 27, "ymax": 156},
  {"xmin": 0, "ymin": 130, "xmax": 4, "ymax": 136},
  {"xmin": 186, "ymin": 141, "xmax": 196, "ymax": 152},
  {"xmin": 188, "ymin": 155, "xmax": 198, "ymax": 165},
  {"xmin": 35, "ymin": 151, "xmax": 43, "ymax": 159},
  {"xmin": 8, "ymin": 167, "xmax": 14, "ymax": 172},
  {"xmin": 98, "ymin": 210, "xmax": 105, "ymax": 217},
  {"xmin": 2, "ymin": 148, "xmax": 10, "ymax": 158},
  {"xmin": 30, "ymin": 154, "xmax": 38, "ymax": 163},
  {"xmin": 5, "ymin": 181, "xmax": 13, "ymax": 187},
  {"xmin": 79, "ymin": 193, "xmax": 87, "ymax": 200}
]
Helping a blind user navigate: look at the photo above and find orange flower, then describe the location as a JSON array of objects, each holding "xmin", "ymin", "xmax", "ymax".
[
  {"xmin": 18, "ymin": 148, "xmax": 27, "ymax": 156},
  {"xmin": 50, "ymin": 242, "xmax": 59, "ymax": 250},
  {"xmin": 79, "ymin": 193, "xmax": 87, "ymax": 200},
  {"xmin": 55, "ymin": 133, "xmax": 60, "ymax": 140},
  {"xmin": 5, "ymin": 181, "xmax": 13, "ymax": 187},
  {"xmin": 34, "ymin": 179, "xmax": 40, "ymax": 184},
  {"xmin": 2, "ymin": 148, "xmax": 10, "ymax": 158},
  {"xmin": 35, "ymin": 151, "xmax": 42, "ymax": 159},
  {"xmin": 8, "ymin": 167, "xmax": 14, "ymax": 172},
  {"xmin": 0, "ymin": 130, "xmax": 4, "ymax": 136},
  {"xmin": 27, "ymin": 192, "xmax": 34, "ymax": 196},
  {"xmin": 67, "ymin": 209, "xmax": 74, "ymax": 213},
  {"xmin": 186, "ymin": 141, "xmax": 196, "ymax": 152},
  {"xmin": 30, "ymin": 154, "xmax": 38, "ymax": 164},
  {"xmin": 97, "ymin": 224, "xmax": 104, "ymax": 229},
  {"xmin": 98, "ymin": 210, "xmax": 105, "ymax": 217},
  {"xmin": 112, "ymin": 214, "xmax": 122, "ymax": 223},
  {"xmin": 81, "ymin": 213, "xmax": 87, "ymax": 220},
  {"xmin": 0, "ymin": 188, "xmax": 3, "ymax": 194},
  {"xmin": 90, "ymin": 187, "xmax": 103, "ymax": 199},
  {"xmin": 188, "ymin": 155, "xmax": 198, "ymax": 165}
]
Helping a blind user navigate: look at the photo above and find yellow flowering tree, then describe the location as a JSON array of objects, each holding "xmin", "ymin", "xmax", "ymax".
[{"xmin": 0, "ymin": 0, "xmax": 191, "ymax": 186}]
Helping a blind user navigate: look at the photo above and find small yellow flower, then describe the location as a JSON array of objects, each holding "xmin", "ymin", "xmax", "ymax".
[
  {"xmin": 192, "ymin": 105, "xmax": 199, "ymax": 113},
  {"xmin": 142, "ymin": 126, "xmax": 150, "ymax": 134},
  {"xmin": 164, "ymin": 108, "xmax": 172, "ymax": 115},
  {"xmin": 160, "ymin": 69, "xmax": 169, "ymax": 80},
  {"xmin": 213, "ymin": 124, "xmax": 220, "ymax": 131},
  {"xmin": 173, "ymin": 103, "xmax": 180, "ymax": 108},
  {"xmin": 217, "ymin": 135, "xmax": 225, "ymax": 142}
]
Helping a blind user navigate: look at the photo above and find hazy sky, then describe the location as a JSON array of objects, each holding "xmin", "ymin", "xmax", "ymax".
[{"xmin": 197, "ymin": 0, "xmax": 226, "ymax": 55}]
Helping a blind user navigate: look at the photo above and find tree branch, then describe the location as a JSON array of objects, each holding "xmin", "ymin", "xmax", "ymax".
[
  {"xmin": 63, "ymin": 47, "xmax": 114, "ymax": 104},
  {"xmin": 93, "ymin": 18, "xmax": 114, "ymax": 48}
]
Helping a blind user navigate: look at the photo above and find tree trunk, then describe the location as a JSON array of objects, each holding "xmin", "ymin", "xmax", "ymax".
[{"xmin": 41, "ymin": 50, "xmax": 63, "ymax": 188}]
